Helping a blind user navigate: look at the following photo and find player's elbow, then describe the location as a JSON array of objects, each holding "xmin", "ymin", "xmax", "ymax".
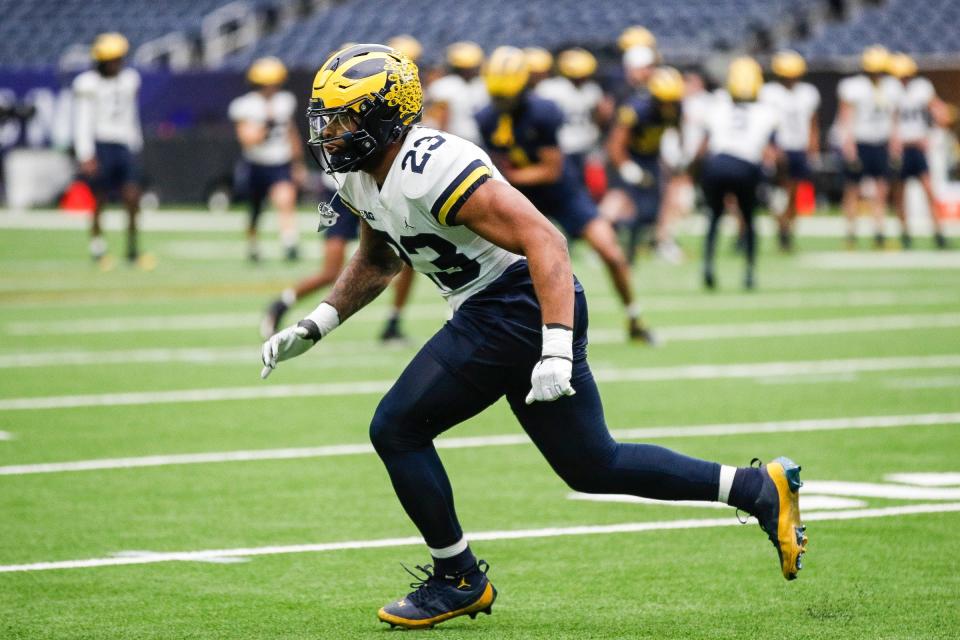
[{"xmin": 528, "ymin": 220, "xmax": 568, "ymax": 260}]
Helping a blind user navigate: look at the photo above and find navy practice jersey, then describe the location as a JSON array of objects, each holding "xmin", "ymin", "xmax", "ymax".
[
  {"xmin": 475, "ymin": 94, "xmax": 582, "ymax": 194},
  {"xmin": 616, "ymin": 93, "xmax": 682, "ymax": 161}
]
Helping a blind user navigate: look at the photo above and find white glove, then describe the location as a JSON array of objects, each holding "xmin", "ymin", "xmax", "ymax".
[
  {"xmin": 618, "ymin": 160, "xmax": 654, "ymax": 188},
  {"xmin": 525, "ymin": 325, "xmax": 576, "ymax": 404},
  {"xmin": 260, "ymin": 302, "xmax": 340, "ymax": 379},
  {"xmin": 260, "ymin": 323, "xmax": 317, "ymax": 379}
]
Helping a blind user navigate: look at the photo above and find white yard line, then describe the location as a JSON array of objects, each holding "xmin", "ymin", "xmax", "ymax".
[
  {"xmin": 802, "ymin": 251, "xmax": 960, "ymax": 270},
  {"xmin": 0, "ymin": 347, "xmax": 407, "ymax": 369},
  {"xmin": 885, "ymin": 473, "xmax": 960, "ymax": 487},
  {"xmin": 0, "ymin": 431, "xmax": 11, "ymax": 441},
  {"xmin": 2, "ymin": 412, "xmax": 958, "ymax": 476},
  {"xmin": 0, "ymin": 354, "xmax": 958, "ymax": 411},
  {"xmin": 10, "ymin": 308, "xmax": 960, "ymax": 338},
  {"xmin": 589, "ymin": 313, "xmax": 960, "ymax": 343},
  {"xmin": 1, "ymin": 503, "xmax": 958, "ymax": 573},
  {"xmin": 567, "ymin": 493, "xmax": 867, "ymax": 511}
]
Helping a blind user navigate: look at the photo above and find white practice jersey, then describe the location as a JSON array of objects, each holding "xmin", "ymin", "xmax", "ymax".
[
  {"xmin": 228, "ymin": 90, "xmax": 298, "ymax": 166},
  {"xmin": 681, "ymin": 89, "xmax": 713, "ymax": 162},
  {"xmin": 426, "ymin": 75, "xmax": 489, "ymax": 144},
  {"xmin": 897, "ymin": 77, "xmax": 936, "ymax": 144},
  {"xmin": 760, "ymin": 81, "xmax": 820, "ymax": 152},
  {"xmin": 335, "ymin": 126, "xmax": 521, "ymax": 310},
  {"xmin": 706, "ymin": 92, "xmax": 780, "ymax": 165},
  {"xmin": 838, "ymin": 74, "xmax": 902, "ymax": 143},
  {"xmin": 534, "ymin": 76, "xmax": 603, "ymax": 154},
  {"xmin": 71, "ymin": 68, "xmax": 142, "ymax": 162}
]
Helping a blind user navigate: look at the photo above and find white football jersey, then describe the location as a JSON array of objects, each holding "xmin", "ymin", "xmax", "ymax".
[
  {"xmin": 71, "ymin": 68, "xmax": 142, "ymax": 162},
  {"xmin": 706, "ymin": 92, "xmax": 779, "ymax": 165},
  {"xmin": 760, "ymin": 81, "xmax": 820, "ymax": 152},
  {"xmin": 838, "ymin": 74, "xmax": 902, "ymax": 143},
  {"xmin": 228, "ymin": 90, "xmax": 298, "ymax": 166},
  {"xmin": 897, "ymin": 77, "xmax": 935, "ymax": 144},
  {"xmin": 426, "ymin": 75, "xmax": 489, "ymax": 144},
  {"xmin": 335, "ymin": 126, "xmax": 521, "ymax": 310},
  {"xmin": 534, "ymin": 76, "xmax": 603, "ymax": 154},
  {"xmin": 681, "ymin": 89, "xmax": 713, "ymax": 162}
]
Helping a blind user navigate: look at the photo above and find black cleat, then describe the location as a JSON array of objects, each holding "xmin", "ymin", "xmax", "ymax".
[
  {"xmin": 935, "ymin": 232, "xmax": 949, "ymax": 250},
  {"xmin": 874, "ymin": 233, "xmax": 887, "ymax": 250},
  {"xmin": 285, "ymin": 245, "xmax": 300, "ymax": 262},
  {"xmin": 260, "ymin": 299, "xmax": 289, "ymax": 339},
  {"xmin": 744, "ymin": 270, "xmax": 755, "ymax": 291},
  {"xmin": 703, "ymin": 269, "xmax": 716, "ymax": 291},
  {"xmin": 628, "ymin": 319, "xmax": 659, "ymax": 346},
  {"xmin": 748, "ymin": 457, "xmax": 808, "ymax": 580},
  {"xmin": 379, "ymin": 317, "xmax": 409, "ymax": 346},
  {"xmin": 900, "ymin": 233, "xmax": 913, "ymax": 250},
  {"xmin": 377, "ymin": 561, "xmax": 497, "ymax": 630}
]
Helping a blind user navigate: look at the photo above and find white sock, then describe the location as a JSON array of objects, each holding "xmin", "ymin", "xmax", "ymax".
[
  {"xmin": 428, "ymin": 538, "xmax": 468, "ymax": 559},
  {"xmin": 89, "ymin": 236, "xmax": 107, "ymax": 257},
  {"xmin": 282, "ymin": 229, "xmax": 299, "ymax": 249},
  {"xmin": 717, "ymin": 465, "xmax": 737, "ymax": 504},
  {"xmin": 627, "ymin": 302, "xmax": 642, "ymax": 319},
  {"xmin": 281, "ymin": 288, "xmax": 297, "ymax": 306}
]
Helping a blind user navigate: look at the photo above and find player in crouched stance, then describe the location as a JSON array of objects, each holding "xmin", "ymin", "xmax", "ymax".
[{"xmin": 260, "ymin": 44, "xmax": 808, "ymax": 630}]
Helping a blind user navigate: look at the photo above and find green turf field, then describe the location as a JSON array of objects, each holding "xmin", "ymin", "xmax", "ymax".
[{"xmin": 1, "ymin": 213, "xmax": 959, "ymax": 639}]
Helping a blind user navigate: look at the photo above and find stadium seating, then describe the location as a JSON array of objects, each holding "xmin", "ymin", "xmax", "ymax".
[
  {"xmin": 795, "ymin": 0, "xmax": 960, "ymax": 58},
  {"xmin": 222, "ymin": 0, "xmax": 822, "ymax": 70},
  {"xmin": 0, "ymin": 0, "xmax": 249, "ymax": 69}
]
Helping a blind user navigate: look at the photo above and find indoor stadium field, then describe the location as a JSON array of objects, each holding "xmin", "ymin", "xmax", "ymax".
[{"xmin": 1, "ymin": 211, "xmax": 958, "ymax": 638}]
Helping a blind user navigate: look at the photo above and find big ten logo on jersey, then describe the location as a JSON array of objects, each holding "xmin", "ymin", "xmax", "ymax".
[{"xmin": 402, "ymin": 133, "xmax": 447, "ymax": 174}]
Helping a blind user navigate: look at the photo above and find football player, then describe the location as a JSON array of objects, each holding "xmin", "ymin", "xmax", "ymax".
[
  {"xmin": 535, "ymin": 48, "xmax": 612, "ymax": 182},
  {"xmin": 760, "ymin": 51, "xmax": 820, "ymax": 252},
  {"xmin": 837, "ymin": 45, "xmax": 903, "ymax": 248},
  {"xmin": 260, "ymin": 44, "xmax": 807, "ymax": 629},
  {"xmin": 606, "ymin": 67, "xmax": 684, "ymax": 264},
  {"xmin": 72, "ymin": 32, "xmax": 151, "ymax": 269},
  {"xmin": 476, "ymin": 47, "xmax": 655, "ymax": 342},
  {"xmin": 888, "ymin": 52, "xmax": 949, "ymax": 249},
  {"xmin": 424, "ymin": 41, "xmax": 487, "ymax": 143},
  {"xmin": 523, "ymin": 46, "xmax": 554, "ymax": 90},
  {"xmin": 229, "ymin": 57, "xmax": 304, "ymax": 262},
  {"xmin": 261, "ymin": 41, "xmax": 421, "ymax": 342},
  {"xmin": 699, "ymin": 57, "xmax": 780, "ymax": 290}
]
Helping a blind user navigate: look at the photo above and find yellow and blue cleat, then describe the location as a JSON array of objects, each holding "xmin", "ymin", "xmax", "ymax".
[
  {"xmin": 378, "ymin": 560, "xmax": 497, "ymax": 630},
  {"xmin": 752, "ymin": 456, "xmax": 808, "ymax": 580}
]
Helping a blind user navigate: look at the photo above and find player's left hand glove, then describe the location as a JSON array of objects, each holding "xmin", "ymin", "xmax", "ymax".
[
  {"xmin": 260, "ymin": 302, "xmax": 340, "ymax": 379},
  {"xmin": 525, "ymin": 324, "xmax": 576, "ymax": 404}
]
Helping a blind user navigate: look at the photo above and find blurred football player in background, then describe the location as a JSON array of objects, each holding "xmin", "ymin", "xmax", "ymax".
[
  {"xmin": 425, "ymin": 41, "xmax": 487, "ymax": 144},
  {"xmin": 606, "ymin": 66, "xmax": 684, "ymax": 264},
  {"xmin": 760, "ymin": 50, "xmax": 820, "ymax": 252},
  {"xmin": 888, "ymin": 52, "xmax": 949, "ymax": 249},
  {"xmin": 700, "ymin": 56, "xmax": 779, "ymax": 290},
  {"xmin": 229, "ymin": 57, "xmax": 304, "ymax": 262},
  {"xmin": 261, "ymin": 38, "xmax": 421, "ymax": 342},
  {"xmin": 476, "ymin": 46, "xmax": 655, "ymax": 342},
  {"xmin": 535, "ymin": 48, "xmax": 612, "ymax": 183},
  {"xmin": 523, "ymin": 47, "xmax": 554, "ymax": 90},
  {"xmin": 261, "ymin": 43, "xmax": 807, "ymax": 630},
  {"xmin": 72, "ymin": 32, "xmax": 151, "ymax": 270},
  {"xmin": 652, "ymin": 67, "xmax": 712, "ymax": 264},
  {"xmin": 837, "ymin": 45, "xmax": 902, "ymax": 249}
]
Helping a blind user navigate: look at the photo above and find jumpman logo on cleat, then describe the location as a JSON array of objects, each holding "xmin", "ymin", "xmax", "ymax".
[{"xmin": 456, "ymin": 577, "xmax": 470, "ymax": 590}]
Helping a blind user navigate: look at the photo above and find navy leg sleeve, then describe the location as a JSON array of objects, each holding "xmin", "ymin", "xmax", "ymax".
[
  {"xmin": 507, "ymin": 358, "xmax": 720, "ymax": 501},
  {"xmin": 370, "ymin": 342, "xmax": 501, "ymax": 549}
]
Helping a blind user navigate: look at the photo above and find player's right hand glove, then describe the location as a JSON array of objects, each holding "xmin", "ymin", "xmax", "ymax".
[
  {"xmin": 260, "ymin": 322, "xmax": 318, "ymax": 379},
  {"xmin": 618, "ymin": 160, "xmax": 655, "ymax": 188},
  {"xmin": 525, "ymin": 324, "xmax": 576, "ymax": 404},
  {"xmin": 260, "ymin": 302, "xmax": 340, "ymax": 379}
]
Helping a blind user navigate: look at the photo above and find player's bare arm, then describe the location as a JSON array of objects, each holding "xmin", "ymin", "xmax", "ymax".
[
  {"xmin": 456, "ymin": 178, "xmax": 574, "ymax": 329},
  {"xmin": 323, "ymin": 219, "xmax": 404, "ymax": 322},
  {"xmin": 502, "ymin": 146, "xmax": 564, "ymax": 186}
]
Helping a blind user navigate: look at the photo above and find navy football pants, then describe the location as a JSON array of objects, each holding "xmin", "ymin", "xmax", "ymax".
[{"xmin": 368, "ymin": 261, "xmax": 721, "ymax": 549}]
